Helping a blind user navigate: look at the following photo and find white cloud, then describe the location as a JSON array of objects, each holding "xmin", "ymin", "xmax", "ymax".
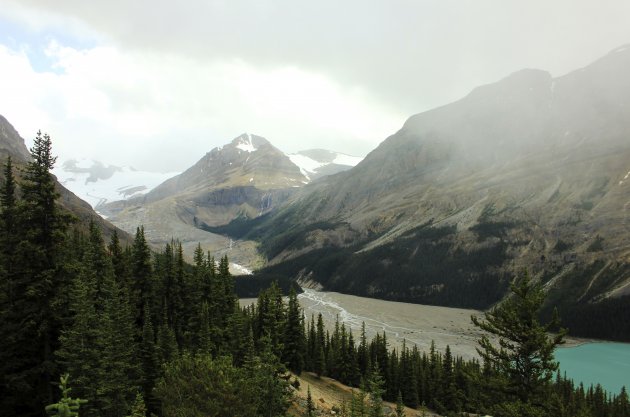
[
  {"xmin": 0, "ymin": 39, "xmax": 404, "ymax": 171},
  {"xmin": 2, "ymin": 0, "xmax": 630, "ymax": 171}
]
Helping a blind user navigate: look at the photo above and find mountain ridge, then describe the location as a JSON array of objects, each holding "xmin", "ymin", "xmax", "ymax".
[{"xmin": 220, "ymin": 46, "xmax": 630, "ymax": 339}]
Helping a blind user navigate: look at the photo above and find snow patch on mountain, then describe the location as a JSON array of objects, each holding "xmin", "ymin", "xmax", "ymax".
[
  {"xmin": 286, "ymin": 149, "xmax": 363, "ymax": 181},
  {"xmin": 54, "ymin": 159, "xmax": 179, "ymax": 209},
  {"xmin": 333, "ymin": 153, "xmax": 364, "ymax": 166},
  {"xmin": 236, "ymin": 133, "xmax": 257, "ymax": 153},
  {"xmin": 231, "ymin": 263, "xmax": 253, "ymax": 275},
  {"xmin": 287, "ymin": 154, "xmax": 326, "ymax": 178}
]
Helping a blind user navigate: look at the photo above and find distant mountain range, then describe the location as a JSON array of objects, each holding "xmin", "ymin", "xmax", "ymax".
[{"xmin": 96, "ymin": 133, "xmax": 362, "ymax": 274}]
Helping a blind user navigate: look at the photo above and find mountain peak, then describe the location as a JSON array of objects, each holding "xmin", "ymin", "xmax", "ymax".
[{"xmin": 230, "ymin": 133, "xmax": 270, "ymax": 153}]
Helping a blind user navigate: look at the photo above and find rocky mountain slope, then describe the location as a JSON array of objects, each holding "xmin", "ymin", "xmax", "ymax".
[
  {"xmin": 102, "ymin": 134, "xmax": 359, "ymax": 272},
  {"xmin": 0, "ymin": 115, "xmax": 132, "ymax": 244},
  {"xmin": 226, "ymin": 46, "xmax": 630, "ymax": 339}
]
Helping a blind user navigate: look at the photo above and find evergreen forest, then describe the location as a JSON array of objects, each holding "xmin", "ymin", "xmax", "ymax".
[{"xmin": 1, "ymin": 134, "xmax": 628, "ymax": 417}]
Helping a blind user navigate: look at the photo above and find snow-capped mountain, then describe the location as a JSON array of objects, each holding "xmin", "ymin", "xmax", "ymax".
[
  {"xmin": 54, "ymin": 159, "xmax": 179, "ymax": 212},
  {"xmin": 287, "ymin": 149, "xmax": 363, "ymax": 181}
]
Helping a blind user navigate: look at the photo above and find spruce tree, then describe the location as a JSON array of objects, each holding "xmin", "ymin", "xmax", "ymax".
[
  {"xmin": 0, "ymin": 156, "xmax": 20, "ymax": 412},
  {"xmin": 99, "ymin": 275, "xmax": 141, "ymax": 417},
  {"xmin": 56, "ymin": 276, "xmax": 101, "ymax": 415},
  {"xmin": 358, "ymin": 322, "xmax": 370, "ymax": 376},
  {"xmin": 0, "ymin": 156, "xmax": 17, "ymax": 287},
  {"xmin": 283, "ymin": 287, "xmax": 305, "ymax": 374},
  {"xmin": 306, "ymin": 386, "xmax": 315, "ymax": 417},
  {"xmin": 45, "ymin": 374, "xmax": 87, "ymax": 417},
  {"xmin": 314, "ymin": 313, "xmax": 326, "ymax": 377},
  {"xmin": 131, "ymin": 226, "xmax": 153, "ymax": 333},
  {"xmin": 367, "ymin": 363, "xmax": 385, "ymax": 417},
  {"xmin": 2, "ymin": 132, "xmax": 72, "ymax": 414},
  {"xmin": 126, "ymin": 393, "xmax": 147, "ymax": 417},
  {"xmin": 442, "ymin": 345, "xmax": 460, "ymax": 413},
  {"xmin": 471, "ymin": 273, "xmax": 566, "ymax": 415},
  {"xmin": 139, "ymin": 306, "xmax": 159, "ymax": 406},
  {"xmin": 395, "ymin": 391, "xmax": 406, "ymax": 417}
]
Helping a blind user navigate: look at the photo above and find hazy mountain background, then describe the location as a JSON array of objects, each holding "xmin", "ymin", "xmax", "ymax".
[
  {"xmin": 3, "ymin": 44, "xmax": 630, "ymax": 340},
  {"xmin": 198, "ymin": 46, "xmax": 630, "ymax": 339},
  {"xmin": 96, "ymin": 133, "xmax": 362, "ymax": 274}
]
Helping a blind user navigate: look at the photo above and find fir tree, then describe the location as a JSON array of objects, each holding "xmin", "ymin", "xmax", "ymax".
[
  {"xmin": 0, "ymin": 156, "xmax": 21, "ymax": 412},
  {"xmin": 56, "ymin": 275, "xmax": 101, "ymax": 416},
  {"xmin": 395, "ymin": 391, "xmax": 406, "ymax": 417},
  {"xmin": 11, "ymin": 131, "xmax": 73, "ymax": 411},
  {"xmin": 314, "ymin": 313, "xmax": 326, "ymax": 377},
  {"xmin": 367, "ymin": 363, "xmax": 385, "ymax": 417},
  {"xmin": 472, "ymin": 273, "xmax": 566, "ymax": 415},
  {"xmin": 126, "ymin": 393, "xmax": 147, "ymax": 417},
  {"xmin": 306, "ymin": 386, "xmax": 315, "ymax": 417},
  {"xmin": 131, "ymin": 226, "xmax": 153, "ymax": 332},
  {"xmin": 283, "ymin": 287, "xmax": 305, "ymax": 374},
  {"xmin": 0, "ymin": 156, "xmax": 17, "ymax": 291},
  {"xmin": 45, "ymin": 374, "xmax": 87, "ymax": 417},
  {"xmin": 139, "ymin": 306, "xmax": 159, "ymax": 406},
  {"xmin": 350, "ymin": 388, "xmax": 367, "ymax": 417}
]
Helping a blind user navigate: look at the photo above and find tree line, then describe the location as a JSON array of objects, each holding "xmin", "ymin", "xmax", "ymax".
[
  {"xmin": 252, "ymin": 282, "xmax": 628, "ymax": 417},
  {"xmin": 0, "ymin": 133, "xmax": 628, "ymax": 417}
]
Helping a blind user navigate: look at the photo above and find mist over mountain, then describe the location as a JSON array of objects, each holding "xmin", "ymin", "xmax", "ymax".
[
  {"xmin": 213, "ymin": 46, "xmax": 630, "ymax": 340},
  {"xmin": 5, "ymin": 44, "xmax": 630, "ymax": 340}
]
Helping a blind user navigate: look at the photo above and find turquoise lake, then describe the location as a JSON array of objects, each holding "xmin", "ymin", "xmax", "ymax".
[{"xmin": 555, "ymin": 342, "xmax": 630, "ymax": 395}]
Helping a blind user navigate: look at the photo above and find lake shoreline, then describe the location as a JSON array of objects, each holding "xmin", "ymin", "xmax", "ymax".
[{"xmin": 241, "ymin": 290, "xmax": 619, "ymax": 354}]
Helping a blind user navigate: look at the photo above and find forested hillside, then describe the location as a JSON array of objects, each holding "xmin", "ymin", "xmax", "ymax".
[{"xmin": 1, "ymin": 134, "xmax": 628, "ymax": 417}]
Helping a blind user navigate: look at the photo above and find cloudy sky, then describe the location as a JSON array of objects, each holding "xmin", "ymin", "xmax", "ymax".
[{"xmin": 1, "ymin": 1, "xmax": 630, "ymax": 172}]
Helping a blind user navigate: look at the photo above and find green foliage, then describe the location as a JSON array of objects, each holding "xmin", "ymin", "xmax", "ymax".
[
  {"xmin": 283, "ymin": 287, "xmax": 305, "ymax": 374},
  {"xmin": 0, "ymin": 132, "xmax": 73, "ymax": 415},
  {"xmin": 306, "ymin": 386, "xmax": 315, "ymax": 417},
  {"xmin": 45, "ymin": 374, "xmax": 87, "ymax": 417},
  {"xmin": 472, "ymin": 273, "xmax": 566, "ymax": 415},
  {"xmin": 198, "ymin": 212, "xmax": 271, "ymax": 239},
  {"xmin": 154, "ymin": 353, "xmax": 292, "ymax": 417},
  {"xmin": 395, "ymin": 391, "xmax": 406, "ymax": 417},
  {"xmin": 126, "ymin": 393, "xmax": 146, "ymax": 417},
  {"xmin": 366, "ymin": 363, "xmax": 385, "ymax": 417},
  {"xmin": 541, "ymin": 261, "xmax": 630, "ymax": 341},
  {"xmin": 233, "ymin": 273, "xmax": 299, "ymax": 297},
  {"xmin": 258, "ymin": 224, "xmax": 510, "ymax": 309},
  {"xmin": 57, "ymin": 221, "xmax": 140, "ymax": 417},
  {"xmin": 1, "ymin": 131, "xmax": 626, "ymax": 417}
]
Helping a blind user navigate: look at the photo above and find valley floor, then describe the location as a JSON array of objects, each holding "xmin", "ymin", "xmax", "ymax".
[{"xmin": 242, "ymin": 288, "xmax": 591, "ymax": 360}]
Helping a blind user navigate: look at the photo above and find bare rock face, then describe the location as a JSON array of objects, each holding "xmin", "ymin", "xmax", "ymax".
[
  {"xmin": 248, "ymin": 46, "xmax": 630, "ymax": 334},
  {"xmin": 0, "ymin": 115, "xmax": 32, "ymax": 162}
]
